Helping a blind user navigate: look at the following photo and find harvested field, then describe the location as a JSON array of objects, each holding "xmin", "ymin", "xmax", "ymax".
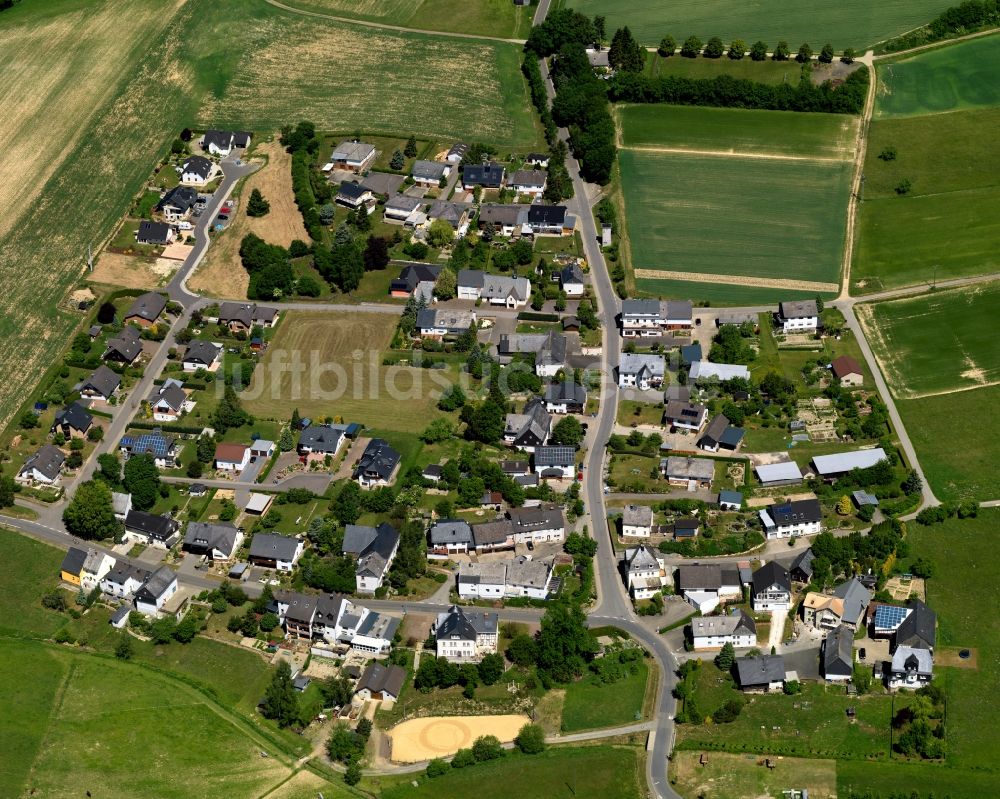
[
  {"xmin": 90, "ymin": 253, "xmax": 172, "ymax": 290},
  {"xmin": 190, "ymin": 137, "xmax": 305, "ymax": 299},
  {"xmin": 387, "ymin": 714, "xmax": 530, "ymax": 762}
]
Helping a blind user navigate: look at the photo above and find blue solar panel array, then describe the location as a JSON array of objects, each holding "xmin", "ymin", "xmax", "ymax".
[
  {"xmin": 874, "ymin": 604, "xmax": 909, "ymax": 630},
  {"xmin": 121, "ymin": 432, "xmax": 172, "ymax": 457}
]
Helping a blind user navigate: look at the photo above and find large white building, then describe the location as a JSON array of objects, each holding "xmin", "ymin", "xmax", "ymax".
[
  {"xmin": 623, "ymin": 545, "xmax": 668, "ymax": 600},
  {"xmin": 777, "ymin": 300, "xmax": 819, "ymax": 334},
  {"xmin": 690, "ymin": 608, "xmax": 757, "ymax": 651},
  {"xmin": 435, "ymin": 605, "xmax": 499, "ymax": 662},
  {"xmin": 759, "ymin": 498, "xmax": 823, "ymax": 540},
  {"xmin": 621, "ymin": 504, "xmax": 653, "ymax": 538}
]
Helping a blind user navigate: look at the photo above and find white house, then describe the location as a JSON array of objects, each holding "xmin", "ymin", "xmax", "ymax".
[
  {"xmin": 759, "ymin": 498, "xmax": 823, "ymax": 540},
  {"xmin": 148, "ymin": 379, "xmax": 188, "ymax": 423},
  {"xmin": 620, "ymin": 299, "xmax": 664, "ymax": 337},
  {"xmin": 134, "ymin": 566, "xmax": 179, "ymax": 617},
  {"xmin": 544, "ymin": 380, "xmax": 586, "ymax": 414},
  {"xmin": 509, "ymin": 168, "xmax": 546, "ymax": 197},
  {"xmin": 354, "ymin": 662, "xmax": 406, "ymax": 704},
  {"xmin": 457, "ymin": 561, "xmax": 507, "ymax": 600},
  {"xmin": 124, "ymin": 510, "xmax": 180, "ymax": 549},
  {"xmin": 621, "ymin": 504, "xmax": 653, "ymax": 538},
  {"xmin": 457, "ymin": 270, "xmax": 530, "ymax": 308},
  {"xmin": 533, "ymin": 445, "xmax": 576, "ymax": 480},
  {"xmin": 214, "ymin": 442, "xmax": 251, "ymax": 473},
  {"xmin": 248, "ymin": 534, "xmax": 304, "ymax": 571},
  {"xmin": 16, "ymin": 444, "xmax": 65, "ymax": 486},
  {"xmin": 428, "ymin": 519, "xmax": 474, "ymax": 555},
  {"xmin": 180, "ymin": 155, "xmax": 217, "ymax": 186},
  {"xmin": 888, "ymin": 646, "xmax": 934, "ymax": 689},
  {"xmin": 343, "ymin": 522, "xmax": 400, "ymax": 594},
  {"xmin": 111, "ymin": 491, "xmax": 132, "ymax": 521},
  {"xmin": 330, "ymin": 140, "xmax": 376, "ymax": 173},
  {"xmin": 415, "ymin": 308, "xmax": 476, "ymax": 339},
  {"xmin": 559, "ymin": 263, "xmax": 585, "ymax": 297},
  {"xmin": 79, "ymin": 550, "xmax": 116, "ymax": 591},
  {"xmin": 623, "ymin": 545, "xmax": 668, "ymax": 600},
  {"xmin": 676, "ymin": 563, "xmax": 742, "ymax": 614},
  {"xmin": 777, "ymin": 300, "xmax": 819, "ymax": 334},
  {"xmin": 506, "ymin": 504, "xmax": 565, "ymax": 544},
  {"xmin": 505, "ymin": 556, "xmax": 552, "ymax": 599},
  {"xmin": 735, "ymin": 655, "xmax": 786, "ymax": 693},
  {"xmin": 100, "ymin": 563, "xmax": 150, "ymax": 600},
  {"xmin": 182, "ymin": 340, "xmax": 222, "ymax": 372},
  {"xmin": 182, "ymin": 522, "xmax": 243, "ymax": 561},
  {"xmin": 751, "ymin": 562, "xmax": 792, "ymax": 613},
  {"xmin": 435, "ymin": 606, "xmax": 499, "ymax": 662},
  {"xmin": 618, "ymin": 353, "xmax": 665, "ymax": 390},
  {"xmin": 691, "ymin": 609, "xmax": 757, "ymax": 651}
]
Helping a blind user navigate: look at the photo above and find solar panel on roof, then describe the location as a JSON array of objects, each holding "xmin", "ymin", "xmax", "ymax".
[
  {"xmin": 874, "ymin": 604, "xmax": 909, "ymax": 629},
  {"xmin": 123, "ymin": 433, "xmax": 172, "ymax": 457}
]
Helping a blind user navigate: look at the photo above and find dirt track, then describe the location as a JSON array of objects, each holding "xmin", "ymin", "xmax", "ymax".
[
  {"xmin": 387, "ymin": 714, "xmax": 530, "ymax": 763},
  {"xmin": 633, "ymin": 268, "xmax": 839, "ymax": 292}
]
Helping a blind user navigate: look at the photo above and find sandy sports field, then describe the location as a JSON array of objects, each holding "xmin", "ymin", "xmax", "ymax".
[{"xmin": 388, "ymin": 714, "xmax": 530, "ymax": 763}]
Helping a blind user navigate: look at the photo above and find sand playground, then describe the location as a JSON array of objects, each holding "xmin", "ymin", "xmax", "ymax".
[{"xmin": 387, "ymin": 714, "xmax": 530, "ymax": 763}]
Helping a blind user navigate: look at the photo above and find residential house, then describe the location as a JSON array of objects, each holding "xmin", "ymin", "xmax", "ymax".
[
  {"xmin": 275, "ymin": 591, "xmax": 397, "ymax": 653},
  {"xmin": 214, "ymin": 442, "xmax": 251, "ymax": 473},
  {"xmin": 147, "ymin": 379, "xmax": 187, "ymax": 422},
  {"xmin": 735, "ymin": 654, "xmax": 786, "ymax": 692},
  {"xmin": 509, "ymin": 169, "xmax": 546, "ymax": 196},
  {"xmin": 446, "ymin": 142, "xmax": 469, "ymax": 163},
  {"xmin": 156, "ymin": 186, "xmax": 199, "ymax": 222},
  {"xmin": 343, "ymin": 522, "xmax": 401, "ymax": 593},
  {"xmin": 101, "ymin": 563, "xmax": 150, "ymax": 599},
  {"xmin": 497, "ymin": 332, "xmax": 567, "ymax": 377},
  {"xmin": 119, "ymin": 429, "xmax": 177, "ymax": 468},
  {"xmin": 426, "ymin": 201, "xmax": 470, "ymax": 234},
  {"xmin": 663, "ymin": 400, "xmax": 708, "ymax": 433},
  {"xmin": 718, "ymin": 489, "xmax": 743, "ymax": 512},
  {"xmin": 77, "ymin": 549, "xmax": 115, "ymax": 590},
  {"xmin": 507, "ymin": 504, "xmax": 566, "ymax": 543},
  {"xmin": 354, "ymin": 438, "xmax": 401, "ymax": 488},
  {"xmin": 331, "ymin": 140, "xmax": 376, "ymax": 173},
  {"xmin": 462, "ymin": 161, "xmax": 505, "ymax": 190},
  {"xmin": 384, "ymin": 194, "xmax": 424, "ymax": 224},
  {"xmin": 248, "ymin": 534, "xmax": 304, "ymax": 571},
  {"xmin": 335, "ymin": 181, "xmax": 376, "ymax": 212},
  {"xmin": 180, "ymin": 155, "xmax": 216, "ymax": 185},
  {"xmin": 434, "ymin": 605, "xmax": 499, "ymax": 662},
  {"xmin": 662, "ymin": 456, "xmax": 715, "ymax": 488},
  {"xmin": 389, "ymin": 262, "xmax": 441, "ymax": 297},
  {"xmin": 411, "ymin": 159, "xmax": 450, "ymax": 187},
  {"xmin": 688, "ymin": 360, "xmax": 751, "ymax": 382},
  {"xmin": 893, "ymin": 599, "xmax": 936, "ymax": 652},
  {"xmin": 803, "ymin": 592, "xmax": 846, "ymax": 630},
  {"xmin": 621, "ymin": 299, "xmax": 664, "ymax": 337},
  {"xmin": 428, "ymin": 519, "xmax": 474, "ymax": 555},
  {"xmin": 457, "ymin": 270, "xmax": 531, "ymax": 308},
  {"xmin": 698, "ymin": 414, "xmax": 745, "ymax": 452},
  {"xmin": 663, "ymin": 300, "xmax": 694, "ymax": 330},
  {"xmin": 544, "ymin": 380, "xmax": 586, "ymax": 414},
  {"xmin": 832, "ymin": 577, "xmax": 872, "ymax": 629},
  {"xmin": 525, "ymin": 153, "xmax": 549, "ymax": 168},
  {"xmin": 559, "ymin": 263, "xmax": 585, "ymax": 297},
  {"xmin": 478, "ymin": 204, "xmax": 527, "ymax": 237},
  {"xmin": 533, "ymin": 445, "xmax": 576, "ymax": 479},
  {"xmin": 51, "ymin": 402, "xmax": 93, "ymax": 439},
  {"xmin": 112, "ymin": 491, "xmax": 132, "ymax": 521},
  {"xmin": 676, "ymin": 563, "xmax": 742, "ymax": 613},
  {"xmin": 202, "ymin": 129, "xmax": 250, "ymax": 156},
  {"xmin": 16, "ymin": 444, "xmax": 65, "ymax": 486},
  {"xmin": 621, "ymin": 504, "xmax": 653, "ymax": 538},
  {"xmin": 136, "ymin": 220, "xmax": 175, "ymax": 245},
  {"xmin": 457, "ymin": 561, "xmax": 507, "ymax": 600},
  {"xmin": 716, "ymin": 311, "xmax": 758, "ymax": 328},
  {"xmin": 79, "ymin": 365, "xmax": 122, "ymax": 402},
  {"xmin": 123, "ymin": 292, "xmax": 167, "ymax": 329},
  {"xmin": 471, "ymin": 519, "xmax": 515, "ymax": 553},
  {"xmin": 297, "ymin": 424, "xmax": 345, "ymax": 462},
  {"xmin": 527, "ymin": 204, "xmax": 573, "ymax": 235},
  {"xmin": 354, "ymin": 661, "xmax": 406, "ymax": 703},
  {"xmin": 135, "ymin": 565, "xmax": 179, "ymax": 617},
  {"xmin": 415, "ymin": 308, "xmax": 476, "ymax": 339},
  {"xmin": 617, "ymin": 353, "xmax": 665, "ymax": 390},
  {"xmin": 754, "ymin": 460, "xmax": 804, "ymax": 487},
  {"xmin": 623, "ymin": 545, "xmax": 668, "ymax": 599},
  {"xmin": 217, "ymin": 301, "xmax": 279, "ymax": 332},
  {"xmin": 103, "ymin": 326, "xmax": 143, "ymax": 365},
  {"xmin": 888, "ymin": 646, "xmax": 934, "ymax": 689},
  {"xmin": 673, "ymin": 518, "xmax": 701, "ymax": 539},
  {"xmin": 690, "ymin": 609, "xmax": 757, "ymax": 651},
  {"xmin": 751, "ymin": 561, "xmax": 792, "ymax": 612},
  {"xmin": 831, "ymin": 355, "xmax": 864, "ymax": 387},
  {"xmin": 758, "ymin": 498, "xmax": 823, "ymax": 540},
  {"xmin": 59, "ymin": 547, "xmax": 87, "ymax": 586},
  {"xmin": 873, "ymin": 603, "xmax": 913, "ymax": 637},
  {"xmin": 812, "ymin": 448, "xmax": 889, "ymax": 480},
  {"xmin": 505, "ymin": 555, "xmax": 553, "ymax": 599},
  {"xmin": 183, "ymin": 522, "xmax": 243, "ymax": 561},
  {"xmin": 503, "ymin": 397, "xmax": 551, "ymax": 452},
  {"xmin": 789, "ymin": 548, "xmax": 816, "ymax": 583},
  {"xmin": 183, "ymin": 340, "xmax": 222, "ymax": 372},
  {"xmin": 680, "ymin": 342, "xmax": 702, "ymax": 366},
  {"xmin": 822, "ymin": 625, "xmax": 855, "ymax": 681},
  {"xmin": 124, "ymin": 510, "xmax": 180, "ymax": 549},
  {"xmin": 249, "ymin": 440, "xmax": 274, "ymax": 463},
  {"xmin": 777, "ymin": 300, "xmax": 819, "ymax": 334}
]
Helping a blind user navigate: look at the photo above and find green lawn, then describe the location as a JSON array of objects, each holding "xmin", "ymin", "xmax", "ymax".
[
  {"xmin": 838, "ymin": 760, "xmax": 1000, "ymax": 799},
  {"xmin": 875, "ymin": 33, "xmax": 1000, "ymax": 118},
  {"xmin": 561, "ymin": 661, "xmax": 650, "ymax": 732},
  {"xmin": 374, "ymin": 746, "xmax": 645, "ymax": 799},
  {"xmin": 633, "ymin": 278, "xmax": 827, "ymax": 306},
  {"xmin": 856, "ymin": 283, "xmax": 1000, "ymax": 398},
  {"xmin": 565, "ymin": 0, "xmax": 953, "ymax": 49},
  {"xmin": 620, "ymin": 149, "xmax": 851, "ymax": 286},
  {"xmin": 0, "ymin": 529, "xmax": 67, "ymax": 639},
  {"xmin": 617, "ymin": 399, "xmax": 666, "ymax": 427},
  {"xmin": 618, "ymin": 104, "xmax": 859, "ymax": 159},
  {"xmin": 644, "ymin": 53, "xmax": 809, "ymax": 85}
]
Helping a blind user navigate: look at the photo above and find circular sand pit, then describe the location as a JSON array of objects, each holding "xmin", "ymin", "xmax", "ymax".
[{"xmin": 387, "ymin": 714, "xmax": 530, "ymax": 763}]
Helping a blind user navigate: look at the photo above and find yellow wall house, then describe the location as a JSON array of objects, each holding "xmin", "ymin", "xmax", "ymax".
[{"xmin": 60, "ymin": 547, "xmax": 87, "ymax": 586}]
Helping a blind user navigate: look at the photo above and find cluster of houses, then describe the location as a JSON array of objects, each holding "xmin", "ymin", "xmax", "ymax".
[{"xmin": 428, "ymin": 504, "xmax": 566, "ymax": 557}]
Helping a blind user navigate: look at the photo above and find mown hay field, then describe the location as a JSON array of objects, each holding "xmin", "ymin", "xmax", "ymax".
[
  {"xmin": 618, "ymin": 104, "xmax": 858, "ymax": 159},
  {"xmin": 857, "ymin": 282, "xmax": 1000, "ymax": 398},
  {"xmin": 619, "ymin": 149, "xmax": 852, "ymax": 288},
  {"xmin": 644, "ymin": 52, "xmax": 809, "ymax": 85},
  {"xmin": 278, "ymin": 0, "xmax": 532, "ymax": 39},
  {"xmin": 875, "ymin": 33, "xmax": 1000, "ymax": 118},
  {"xmin": 565, "ymin": 0, "xmax": 952, "ymax": 49},
  {"xmin": 243, "ymin": 312, "xmax": 460, "ymax": 432}
]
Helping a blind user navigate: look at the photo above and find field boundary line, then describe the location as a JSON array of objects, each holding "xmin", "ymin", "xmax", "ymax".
[
  {"xmin": 21, "ymin": 657, "xmax": 76, "ymax": 793},
  {"xmin": 634, "ymin": 269, "xmax": 838, "ymax": 292},
  {"xmin": 840, "ymin": 57, "xmax": 877, "ymax": 299},
  {"xmin": 872, "ymin": 26, "xmax": 1000, "ymax": 61},
  {"xmin": 264, "ymin": 0, "xmax": 527, "ymax": 44},
  {"xmin": 618, "ymin": 143, "xmax": 848, "ymax": 164}
]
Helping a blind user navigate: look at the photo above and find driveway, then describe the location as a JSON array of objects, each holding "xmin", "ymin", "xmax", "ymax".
[{"xmin": 767, "ymin": 608, "xmax": 788, "ymax": 653}]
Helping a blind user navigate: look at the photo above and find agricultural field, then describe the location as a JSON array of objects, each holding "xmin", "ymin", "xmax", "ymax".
[
  {"xmin": 565, "ymin": 0, "xmax": 952, "ymax": 49},
  {"xmin": 875, "ymin": 33, "xmax": 1000, "ymax": 118},
  {"xmin": 277, "ymin": 0, "xmax": 533, "ymax": 39},
  {"xmin": 857, "ymin": 283, "xmax": 1000, "ymax": 399},
  {"xmin": 618, "ymin": 148, "xmax": 851, "ymax": 302},
  {"xmin": 643, "ymin": 52, "xmax": 807, "ymax": 85},
  {"xmin": 618, "ymin": 105, "xmax": 859, "ymax": 159},
  {"xmin": 242, "ymin": 311, "xmax": 461, "ymax": 433}
]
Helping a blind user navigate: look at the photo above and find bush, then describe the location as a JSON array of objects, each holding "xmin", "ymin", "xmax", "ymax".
[
  {"xmin": 451, "ymin": 748, "xmax": 476, "ymax": 768},
  {"xmin": 516, "ymin": 723, "xmax": 547, "ymax": 754},
  {"xmin": 472, "ymin": 735, "xmax": 504, "ymax": 762},
  {"xmin": 426, "ymin": 758, "xmax": 450, "ymax": 777}
]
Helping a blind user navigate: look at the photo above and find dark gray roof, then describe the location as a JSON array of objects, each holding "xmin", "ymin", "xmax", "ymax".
[
  {"xmin": 357, "ymin": 661, "xmax": 406, "ymax": 697},
  {"xmin": 779, "ymin": 299, "xmax": 819, "ymax": 319},
  {"xmin": 218, "ymin": 301, "xmax": 276, "ymax": 328},
  {"xmin": 21, "ymin": 444, "xmax": 66, "ymax": 481},
  {"xmin": 504, "ymin": 397, "xmax": 551, "ymax": 447},
  {"xmin": 343, "ymin": 522, "xmax": 398, "ymax": 561},
  {"xmin": 717, "ymin": 489, "xmax": 743, "ymax": 508},
  {"xmin": 560, "ymin": 263, "xmax": 585, "ymax": 286},
  {"xmin": 895, "ymin": 599, "xmax": 936, "ymax": 650},
  {"xmin": 823, "ymin": 625, "xmax": 854, "ymax": 677},
  {"xmin": 676, "ymin": 563, "xmax": 739, "ymax": 591},
  {"xmin": 507, "ymin": 504, "xmax": 565, "ymax": 534},
  {"xmin": 54, "ymin": 402, "xmax": 93, "ymax": 433},
  {"xmin": 537, "ymin": 330, "xmax": 567, "ymax": 369},
  {"xmin": 137, "ymin": 220, "xmax": 172, "ymax": 244},
  {"xmin": 124, "ymin": 292, "xmax": 167, "ymax": 323},
  {"xmin": 337, "ymin": 181, "xmax": 368, "ymax": 201},
  {"xmin": 183, "ymin": 521, "xmax": 239, "ymax": 556},
  {"xmin": 412, "ymin": 160, "xmax": 447, "ymax": 181},
  {"xmin": 136, "ymin": 565, "xmax": 177, "ymax": 603},
  {"xmin": 665, "ymin": 400, "xmax": 707, "ymax": 425},
  {"xmin": 478, "ymin": 204, "xmax": 526, "ymax": 227},
  {"xmin": 472, "ymin": 519, "xmax": 514, "ymax": 547},
  {"xmin": 790, "ymin": 548, "xmax": 816, "ymax": 580},
  {"xmin": 103, "ymin": 563, "xmax": 150, "ymax": 587},
  {"xmin": 736, "ymin": 654, "xmax": 785, "ymax": 686},
  {"xmin": 463, "ymin": 161, "xmax": 505, "ymax": 187},
  {"xmin": 833, "ymin": 577, "xmax": 872, "ymax": 625},
  {"xmin": 680, "ymin": 342, "xmax": 702, "ymax": 365},
  {"xmin": 297, "ymin": 424, "xmax": 345, "ymax": 454},
  {"xmin": 752, "ymin": 561, "xmax": 791, "ymax": 595},
  {"xmin": 61, "ymin": 547, "xmax": 87, "ymax": 576},
  {"xmin": 391, "ymin": 262, "xmax": 441, "ymax": 292},
  {"xmin": 104, "ymin": 325, "xmax": 143, "ymax": 363},
  {"xmin": 527, "ymin": 204, "xmax": 566, "ymax": 227},
  {"xmin": 436, "ymin": 605, "xmax": 498, "ymax": 640},
  {"xmin": 232, "ymin": 131, "xmax": 252, "ymax": 148},
  {"xmin": 621, "ymin": 298, "xmax": 661, "ymax": 317},
  {"xmin": 354, "ymin": 439, "xmax": 401, "ymax": 482},
  {"xmin": 510, "ymin": 168, "xmax": 546, "ymax": 187},
  {"xmin": 664, "ymin": 385, "xmax": 691, "ymax": 403},
  {"xmin": 182, "ymin": 155, "xmax": 214, "ymax": 180},
  {"xmin": 249, "ymin": 534, "xmax": 301, "ymax": 562},
  {"xmin": 534, "ymin": 445, "xmax": 575, "ymax": 468},
  {"xmin": 149, "ymin": 379, "xmax": 188, "ymax": 417},
  {"xmin": 183, "ymin": 339, "xmax": 221, "ymax": 366},
  {"xmin": 769, "ymin": 498, "xmax": 822, "ymax": 526},
  {"xmin": 427, "ymin": 201, "xmax": 467, "ymax": 228},
  {"xmin": 125, "ymin": 510, "xmax": 179, "ymax": 542},
  {"xmin": 82, "ymin": 365, "xmax": 121, "ymax": 398},
  {"xmin": 544, "ymin": 380, "xmax": 587, "ymax": 407},
  {"xmin": 156, "ymin": 186, "xmax": 198, "ymax": 214},
  {"xmin": 203, "ymin": 130, "xmax": 234, "ymax": 150},
  {"xmin": 429, "ymin": 519, "xmax": 473, "ymax": 546}
]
